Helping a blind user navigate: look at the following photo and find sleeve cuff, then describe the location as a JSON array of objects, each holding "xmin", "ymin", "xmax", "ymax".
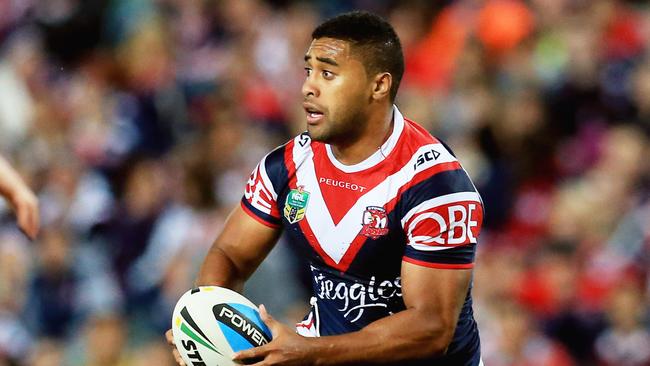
[
  {"xmin": 240, "ymin": 200, "xmax": 282, "ymax": 228},
  {"xmin": 402, "ymin": 257, "xmax": 474, "ymax": 269}
]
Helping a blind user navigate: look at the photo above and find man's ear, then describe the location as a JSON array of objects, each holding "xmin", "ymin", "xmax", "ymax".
[{"xmin": 371, "ymin": 72, "xmax": 392, "ymax": 101}]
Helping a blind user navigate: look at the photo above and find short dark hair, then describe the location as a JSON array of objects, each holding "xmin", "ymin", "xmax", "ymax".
[{"xmin": 312, "ymin": 11, "xmax": 404, "ymax": 101}]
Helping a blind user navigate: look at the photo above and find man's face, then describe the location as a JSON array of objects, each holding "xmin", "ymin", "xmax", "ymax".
[{"xmin": 302, "ymin": 37, "xmax": 371, "ymax": 144}]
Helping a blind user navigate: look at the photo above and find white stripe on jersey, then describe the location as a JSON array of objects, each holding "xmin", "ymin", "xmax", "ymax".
[
  {"xmin": 295, "ymin": 296, "xmax": 321, "ymax": 337},
  {"xmin": 292, "ymin": 138, "xmax": 459, "ymax": 264}
]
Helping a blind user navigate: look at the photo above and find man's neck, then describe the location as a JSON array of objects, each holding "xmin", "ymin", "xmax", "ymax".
[{"xmin": 330, "ymin": 104, "xmax": 394, "ymax": 166}]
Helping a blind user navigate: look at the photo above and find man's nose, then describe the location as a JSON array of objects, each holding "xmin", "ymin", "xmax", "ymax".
[{"xmin": 302, "ymin": 78, "xmax": 319, "ymax": 98}]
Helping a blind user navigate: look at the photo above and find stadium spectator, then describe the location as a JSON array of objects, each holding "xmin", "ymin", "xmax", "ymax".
[{"xmin": 595, "ymin": 283, "xmax": 650, "ymax": 366}]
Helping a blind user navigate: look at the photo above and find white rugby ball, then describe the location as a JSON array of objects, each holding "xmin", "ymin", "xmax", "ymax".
[{"xmin": 171, "ymin": 286, "xmax": 272, "ymax": 366}]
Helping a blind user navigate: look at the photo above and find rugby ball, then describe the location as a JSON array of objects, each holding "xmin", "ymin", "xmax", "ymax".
[{"xmin": 171, "ymin": 286, "xmax": 272, "ymax": 366}]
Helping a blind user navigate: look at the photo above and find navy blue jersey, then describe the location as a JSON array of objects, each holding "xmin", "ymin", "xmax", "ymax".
[{"xmin": 242, "ymin": 107, "xmax": 483, "ymax": 365}]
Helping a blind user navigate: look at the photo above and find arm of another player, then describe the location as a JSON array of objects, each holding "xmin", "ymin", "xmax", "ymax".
[
  {"xmin": 0, "ymin": 156, "xmax": 39, "ymax": 240},
  {"xmin": 234, "ymin": 261, "xmax": 472, "ymax": 365},
  {"xmin": 166, "ymin": 203, "xmax": 282, "ymax": 365}
]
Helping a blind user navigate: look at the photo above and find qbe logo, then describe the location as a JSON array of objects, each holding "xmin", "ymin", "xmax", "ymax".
[{"xmin": 407, "ymin": 202, "xmax": 481, "ymax": 246}]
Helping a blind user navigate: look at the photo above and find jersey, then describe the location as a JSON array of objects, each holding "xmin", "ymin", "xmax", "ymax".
[{"xmin": 241, "ymin": 107, "xmax": 483, "ymax": 365}]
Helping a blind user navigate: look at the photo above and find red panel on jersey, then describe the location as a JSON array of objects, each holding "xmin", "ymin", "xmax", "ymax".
[
  {"xmin": 310, "ymin": 143, "xmax": 393, "ymax": 225},
  {"xmin": 309, "ymin": 124, "xmax": 446, "ymax": 226},
  {"xmin": 285, "ymin": 139, "xmax": 345, "ymax": 268}
]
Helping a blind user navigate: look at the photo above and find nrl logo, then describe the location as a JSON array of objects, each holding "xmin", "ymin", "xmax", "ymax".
[
  {"xmin": 360, "ymin": 206, "xmax": 389, "ymax": 239},
  {"xmin": 284, "ymin": 186, "xmax": 310, "ymax": 223}
]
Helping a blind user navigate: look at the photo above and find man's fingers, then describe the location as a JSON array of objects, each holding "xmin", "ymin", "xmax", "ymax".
[
  {"xmin": 259, "ymin": 304, "xmax": 285, "ymax": 338},
  {"xmin": 232, "ymin": 306, "xmax": 283, "ymax": 364},
  {"xmin": 17, "ymin": 202, "xmax": 38, "ymax": 240},
  {"xmin": 259, "ymin": 304, "xmax": 276, "ymax": 328},
  {"xmin": 166, "ymin": 329, "xmax": 186, "ymax": 365},
  {"xmin": 16, "ymin": 210, "xmax": 31, "ymax": 238},
  {"xmin": 172, "ymin": 349, "xmax": 186, "ymax": 366},
  {"xmin": 13, "ymin": 191, "xmax": 39, "ymax": 240},
  {"xmin": 165, "ymin": 329, "xmax": 174, "ymax": 345},
  {"xmin": 28, "ymin": 201, "xmax": 39, "ymax": 238},
  {"xmin": 232, "ymin": 344, "xmax": 269, "ymax": 362}
]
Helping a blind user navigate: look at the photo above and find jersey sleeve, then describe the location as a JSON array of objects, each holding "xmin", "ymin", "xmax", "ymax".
[
  {"xmin": 400, "ymin": 164, "xmax": 483, "ymax": 269},
  {"xmin": 241, "ymin": 146, "xmax": 287, "ymax": 228}
]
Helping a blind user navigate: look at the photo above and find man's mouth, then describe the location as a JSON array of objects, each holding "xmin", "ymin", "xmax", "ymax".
[{"xmin": 303, "ymin": 103, "xmax": 325, "ymax": 124}]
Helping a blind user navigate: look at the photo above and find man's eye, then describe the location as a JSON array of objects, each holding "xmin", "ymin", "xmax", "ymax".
[
  {"xmin": 323, "ymin": 71, "xmax": 334, "ymax": 79},
  {"xmin": 305, "ymin": 68, "xmax": 312, "ymax": 76}
]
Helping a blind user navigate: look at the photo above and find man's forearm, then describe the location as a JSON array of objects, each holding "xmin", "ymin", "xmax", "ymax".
[
  {"xmin": 195, "ymin": 245, "xmax": 246, "ymax": 292},
  {"xmin": 193, "ymin": 205, "xmax": 281, "ymax": 293},
  {"xmin": 308, "ymin": 307, "xmax": 455, "ymax": 365}
]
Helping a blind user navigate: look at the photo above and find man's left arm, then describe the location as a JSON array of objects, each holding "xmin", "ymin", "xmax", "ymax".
[
  {"xmin": 0, "ymin": 156, "xmax": 39, "ymax": 239},
  {"xmin": 233, "ymin": 261, "xmax": 472, "ymax": 366}
]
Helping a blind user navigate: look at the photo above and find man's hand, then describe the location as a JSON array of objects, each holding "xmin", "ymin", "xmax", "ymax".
[
  {"xmin": 233, "ymin": 305, "xmax": 317, "ymax": 366},
  {"xmin": 8, "ymin": 185, "xmax": 39, "ymax": 240},
  {"xmin": 166, "ymin": 329, "xmax": 187, "ymax": 366}
]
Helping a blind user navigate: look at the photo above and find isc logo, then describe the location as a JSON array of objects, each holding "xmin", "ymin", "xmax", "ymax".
[
  {"xmin": 407, "ymin": 203, "xmax": 481, "ymax": 246},
  {"xmin": 413, "ymin": 149, "xmax": 441, "ymax": 170}
]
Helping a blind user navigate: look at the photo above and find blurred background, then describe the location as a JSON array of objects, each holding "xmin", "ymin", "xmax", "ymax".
[{"xmin": 0, "ymin": 0, "xmax": 649, "ymax": 365}]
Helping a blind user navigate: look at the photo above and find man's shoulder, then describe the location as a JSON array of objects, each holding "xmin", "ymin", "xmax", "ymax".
[
  {"xmin": 400, "ymin": 117, "xmax": 442, "ymax": 149},
  {"xmin": 392, "ymin": 117, "xmax": 478, "ymax": 205},
  {"xmin": 390, "ymin": 117, "xmax": 460, "ymax": 170}
]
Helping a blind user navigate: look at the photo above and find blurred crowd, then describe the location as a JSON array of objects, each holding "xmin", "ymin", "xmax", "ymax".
[{"xmin": 0, "ymin": 0, "xmax": 649, "ymax": 365}]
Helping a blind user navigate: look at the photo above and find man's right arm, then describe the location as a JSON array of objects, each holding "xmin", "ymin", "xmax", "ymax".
[
  {"xmin": 168, "ymin": 143, "xmax": 287, "ymax": 365},
  {"xmin": 195, "ymin": 203, "xmax": 282, "ymax": 291},
  {"xmin": 167, "ymin": 202, "xmax": 282, "ymax": 366}
]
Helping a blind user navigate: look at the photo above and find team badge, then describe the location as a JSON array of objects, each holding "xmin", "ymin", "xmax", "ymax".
[
  {"xmin": 360, "ymin": 206, "xmax": 389, "ymax": 239},
  {"xmin": 284, "ymin": 186, "xmax": 310, "ymax": 224}
]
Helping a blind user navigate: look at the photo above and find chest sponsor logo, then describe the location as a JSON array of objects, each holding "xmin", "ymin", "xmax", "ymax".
[
  {"xmin": 312, "ymin": 266, "xmax": 402, "ymax": 323},
  {"xmin": 284, "ymin": 186, "xmax": 310, "ymax": 224},
  {"xmin": 360, "ymin": 206, "xmax": 389, "ymax": 239}
]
